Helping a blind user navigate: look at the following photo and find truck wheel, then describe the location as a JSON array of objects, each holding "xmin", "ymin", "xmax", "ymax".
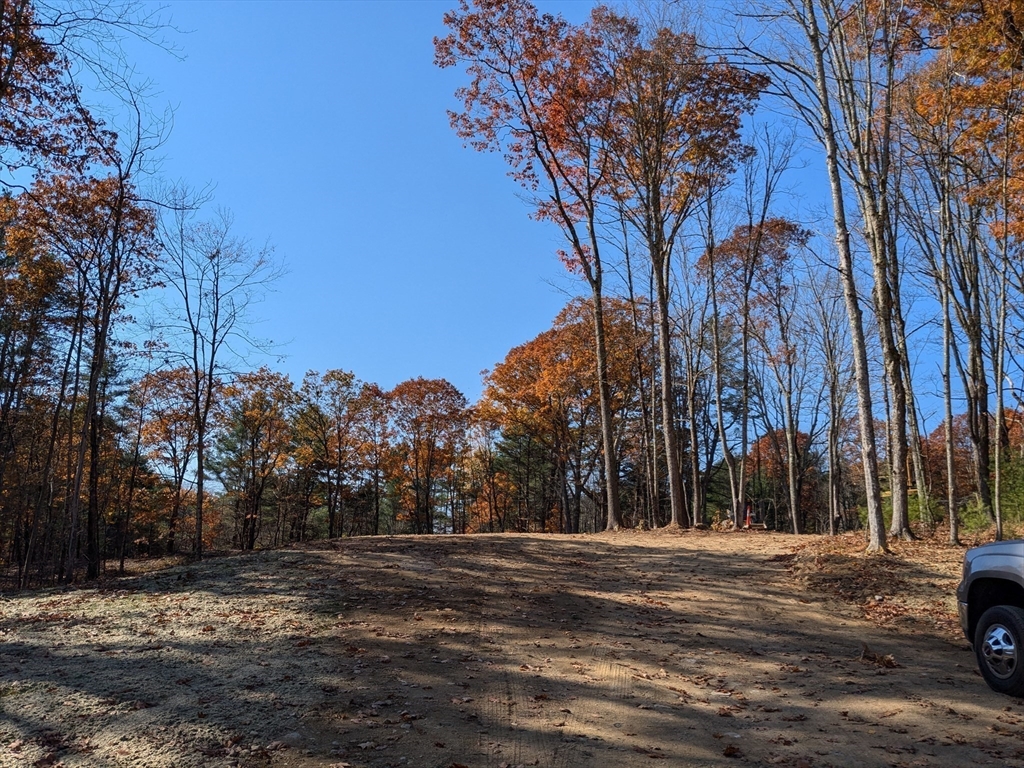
[{"xmin": 974, "ymin": 605, "xmax": 1024, "ymax": 697}]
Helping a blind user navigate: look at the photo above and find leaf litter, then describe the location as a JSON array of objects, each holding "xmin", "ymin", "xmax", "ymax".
[{"xmin": 0, "ymin": 530, "xmax": 1021, "ymax": 767}]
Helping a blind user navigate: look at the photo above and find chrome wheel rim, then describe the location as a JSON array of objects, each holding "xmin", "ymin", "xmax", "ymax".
[{"xmin": 981, "ymin": 623, "xmax": 1018, "ymax": 680}]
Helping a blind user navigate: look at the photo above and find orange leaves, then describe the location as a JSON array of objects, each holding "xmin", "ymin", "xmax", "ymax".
[
  {"xmin": 0, "ymin": 191, "xmax": 65, "ymax": 343},
  {"xmin": 482, "ymin": 297, "xmax": 636, "ymax": 444},
  {"xmin": 916, "ymin": 0, "xmax": 1024, "ymax": 76},
  {"xmin": 390, "ymin": 378, "xmax": 469, "ymax": 441},
  {"xmin": 902, "ymin": 0, "xmax": 1024, "ymax": 239},
  {"xmin": 706, "ymin": 218, "xmax": 810, "ymax": 320},
  {"xmin": 23, "ymin": 173, "xmax": 160, "ymax": 303},
  {"xmin": 0, "ymin": 1, "xmax": 111, "ymax": 172},
  {"xmin": 478, "ymin": 297, "xmax": 650, "ymax": 532},
  {"xmin": 213, "ymin": 367, "xmax": 297, "ymax": 547},
  {"xmin": 436, "ymin": 0, "xmax": 575, "ymax": 160},
  {"xmin": 438, "ymin": 1, "xmax": 767, "ymax": 282},
  {"xmin": 139, "ymin": 368, "xmax": 200, "ymax": 458},
  {"xmin": 389, "ymin": 377, "xmax": 470, "ymax": 533},
  {"xmin": 436, "ymin": 1, "xmax": 621, "ymax": 283},
  {"xmin": 606, "ymin": 20, "xmax": 767, "ymax": 243}
]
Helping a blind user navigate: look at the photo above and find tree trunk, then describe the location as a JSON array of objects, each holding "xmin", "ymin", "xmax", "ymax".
[
  {"xmin": 655, "ymin": 276, "xmax": 685, "ymax": 528},
  {"xmin": 785, "ymin": 408, "xmax": 802, "ymax": 535},
  {"xmin": 195, "ymin": 414, "xmax": 206, "ymax": 559},
  {"xmin": 86, "ymin": 400, "xmax": 102, "ymax": 580},
  {"xmin": 591, "ymin": 288, "xmax": 622, "ymax": 531},
  {"xmin": 942, "ymin": 251, "xmax": 960, "ymax": 546},
  {"xmin": 803, "ymin": 0, "xmax": 886, "ymax": 552}
]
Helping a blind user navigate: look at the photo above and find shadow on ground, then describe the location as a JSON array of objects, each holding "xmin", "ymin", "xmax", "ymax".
[{"xmin": 1, "ymin": 532, "xmax": 1022, "ymax": 768}]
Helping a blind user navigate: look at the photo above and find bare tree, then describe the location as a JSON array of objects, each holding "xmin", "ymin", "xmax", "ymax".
[
  {"xmin": 159, "ymin": 198, "xmax": 279, "ymax": 559},
  {"xmin": 737, "ymin": 0, "xmax": 898, "ymax": 551},
  {"xmin": 806, "ymin": 250, "xmax": 856, "ymax": 534},
  {"xmin": 703, "ymin": 128, "xmax": 795, "ymax": 527}
]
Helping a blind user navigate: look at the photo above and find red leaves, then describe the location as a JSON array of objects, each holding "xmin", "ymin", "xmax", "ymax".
[{"xmin": 435, "ymin": 1, "xmax": 621, "ymax": 287}]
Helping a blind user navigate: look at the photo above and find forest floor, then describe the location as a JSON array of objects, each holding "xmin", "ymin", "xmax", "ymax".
[{"xmin": 1, "ymin": 528, "xmax": 1023, "ymax": 768}]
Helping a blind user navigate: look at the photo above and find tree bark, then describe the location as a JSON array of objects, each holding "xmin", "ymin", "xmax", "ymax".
[{"xmin": 801, "ymin": 0, "xmax": 887, "ymax": 551}]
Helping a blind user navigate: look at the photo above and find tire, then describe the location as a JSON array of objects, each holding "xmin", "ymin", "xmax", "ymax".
[{"xmin": 974, "ymin": 605, "xmax": 1024, "ymax": 698}]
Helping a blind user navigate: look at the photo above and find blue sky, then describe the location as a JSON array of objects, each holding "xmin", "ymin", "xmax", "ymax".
[
  {"xmin": 127, "ymin": 0, "xmax": 597, "ymax": 401},
  {"xmin": 122, "ymin": 0, "xmax": 947, "ymax": 424}
]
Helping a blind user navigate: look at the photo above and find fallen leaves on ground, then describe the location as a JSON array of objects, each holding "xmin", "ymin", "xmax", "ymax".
[{"xmin": 784, "ymin": 527, "xmax": 1007, "ymax": 639}]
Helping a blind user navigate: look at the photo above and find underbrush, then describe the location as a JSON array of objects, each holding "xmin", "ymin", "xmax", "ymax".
[
  {"xmin": 785, "ymin": 528, "xmax": 972, "ymax": 641},
  {"xmin": 861, "ymin": 495, "xmax": 1024, "ymax": 542}
]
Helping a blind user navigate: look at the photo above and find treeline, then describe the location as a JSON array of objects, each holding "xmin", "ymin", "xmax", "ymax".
[
  {"xmin": 434, "ymin": 0, "xmax": 1024, "ymax": 551},
  {"xmin": 3, "ymin": 0, "xmax": 1024, "ymax": 585},
  {"xmin": 10, "ymin": 278, "xmax": 1024, "ymax": 590},
  {"xmin": 0, "ymin": 1, "xmax": 280, "ymax": 586}
]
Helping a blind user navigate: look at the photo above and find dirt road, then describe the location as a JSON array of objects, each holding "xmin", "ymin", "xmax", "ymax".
[{"xmin": 1, "ymin": 530, "xmax": 1021, "ymax": 768}]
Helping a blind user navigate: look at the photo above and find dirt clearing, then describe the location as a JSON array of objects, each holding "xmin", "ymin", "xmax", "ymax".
[{"xmin": 1, "ymin": 530, "xmax": 1022, "ymax": 768}]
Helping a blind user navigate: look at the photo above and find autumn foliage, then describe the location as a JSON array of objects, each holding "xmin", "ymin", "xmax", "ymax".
[{"xmin": 6, "ymin": 0, "xmax": 1024, "ymax": 587}]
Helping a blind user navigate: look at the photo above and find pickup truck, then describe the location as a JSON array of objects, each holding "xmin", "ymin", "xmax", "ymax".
[{"xmin": 957, "ymin": 539, "xmax": 1024, "ymax": 697}]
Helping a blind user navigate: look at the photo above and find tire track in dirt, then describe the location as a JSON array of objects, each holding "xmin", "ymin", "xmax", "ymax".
[
  {"xmin": 465, "ymin": 551, "xmax": 586, "ymax": 768},
  {"xmin": 6, "ymin": 533, "xmax": 1023, "ymax": 768},
  {"xmin": 588, "ymin": 655, "xmax": 636, "ymax": 703},
  {"xmin": 474, "ymin": 665, "xmax": 583, "ymax": 768}
]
